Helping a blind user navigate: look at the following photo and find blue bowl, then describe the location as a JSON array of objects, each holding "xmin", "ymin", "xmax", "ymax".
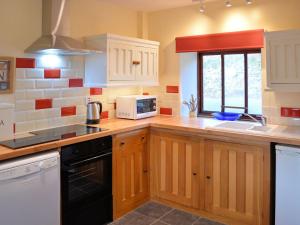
[{"xmin": 212, "ymin": 112, "xmax": 241, "ymax": 121}]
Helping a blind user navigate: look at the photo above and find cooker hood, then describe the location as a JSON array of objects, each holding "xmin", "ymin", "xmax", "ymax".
[{"xmin": 25, "ymin": 0, "xmax": 101, "ymax": 55}]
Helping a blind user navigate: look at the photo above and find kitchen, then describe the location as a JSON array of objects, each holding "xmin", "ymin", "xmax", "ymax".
[{"xmin": 0, "ymin": 0, "xmax": 300, "ymax": 225}]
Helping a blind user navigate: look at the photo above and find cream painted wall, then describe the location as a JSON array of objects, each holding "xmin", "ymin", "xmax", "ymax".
[
  {"xmin": 61, "ymin": 0, "xmax": 140, "ymax": 38},
  {"xmin": 146, "ymin": 0, "xmax": 300, "ymax": 125},
  {"xmin": 0, "ymin": 0, "xmax": 41, "ymax": 103}
]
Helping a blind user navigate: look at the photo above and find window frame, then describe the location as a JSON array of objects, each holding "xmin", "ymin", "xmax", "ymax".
[{"xmin": 197, "ymin": 49, "xmax": 262, "ymax": 119}]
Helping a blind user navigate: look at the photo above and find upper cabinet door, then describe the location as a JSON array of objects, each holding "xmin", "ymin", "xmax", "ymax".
[
  {"xmin": 108, "ymin": 42, "xmax": 135, "ymax": 81},
  {"xmin": 266, "ymin": 30, "xmax": 300, "ymax": 91},
  {"xmin": 134, "ymin": 47, "xmax": 158, "ymax": 83}
]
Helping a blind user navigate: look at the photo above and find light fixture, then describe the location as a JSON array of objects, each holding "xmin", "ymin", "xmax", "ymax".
[
  {"xmin": 245, "ymin": 0, "xmax": 253, "ymax": 4},
  {"xmin": 225, "ymin": 0, "xmax": 232, "ymax": 7},
  {"xmin": 199, "ymin": 0, "xmax": 205, "ymax": 13}
]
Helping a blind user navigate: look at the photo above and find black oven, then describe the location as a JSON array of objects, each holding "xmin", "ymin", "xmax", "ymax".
[{"xmin": 61, "ymin": 136, "xmax": 112, "ymax": 225}]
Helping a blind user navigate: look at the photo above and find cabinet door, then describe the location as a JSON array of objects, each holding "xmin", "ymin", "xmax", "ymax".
[
  {"xmin": 204, "ymin": 140, "xmax": 263, "ymax": 225},
  {"xmin": 151, "ymin": 132, "xmax": 205, "ymax": 209},
  {"xmin": 108, "ymin": 42, "xmax": 135, "ymax": 81},
  {"xmin": 113, "ymin": 129, "xmax": 149, "ymax": 218},
  {"xmin": 134, "ymin": 47, "xmax": 158, "ymax": 83},
  {"xmin": 266, "ymin": 30, "xmax": 300, "ymax": 88}
]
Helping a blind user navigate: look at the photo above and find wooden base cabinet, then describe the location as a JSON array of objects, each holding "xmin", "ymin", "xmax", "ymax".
[
  {"xmin": 151, "ymin": 131, "xmax": 205, "ymax": 209},
  {"xmin": 151, "ymin": 130, "xmax": 270, "ymax": 225},
  {"xmin": 113, "ymin": 129, "xmax": 150, "ymax": 218},
  {"xmin": 204, "ymin": 140, "xmax": 264, "ymax": 225}
]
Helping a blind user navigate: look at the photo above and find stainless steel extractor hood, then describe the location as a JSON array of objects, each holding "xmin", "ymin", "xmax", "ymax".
[{"xmin": 25, "ymin": 0, "xmax": 101, "ymax": 55}]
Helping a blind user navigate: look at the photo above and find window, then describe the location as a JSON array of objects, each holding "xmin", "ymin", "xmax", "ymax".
[{"xmin": 198, "ymin": 50, "xmax": 262, "ymax": 116}]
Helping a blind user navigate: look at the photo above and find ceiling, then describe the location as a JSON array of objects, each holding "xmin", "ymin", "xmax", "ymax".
[{"xmin": 97, "ymin": 0, "xmax": 218, "ymax": 12}]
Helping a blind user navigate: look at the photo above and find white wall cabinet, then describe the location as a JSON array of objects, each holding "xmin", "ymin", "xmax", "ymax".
[
  {"xmin": 266, "ymin": 30, "xmax": 300, "ymax": 91},
  {"xmin": 85, "ymin": 34, "xmax": 159, "ymax": 87}
]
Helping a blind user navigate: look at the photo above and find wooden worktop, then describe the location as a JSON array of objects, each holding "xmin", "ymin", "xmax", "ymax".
[{"xmin": 1, "ymin": 115, "xmax": 300, "ymax": 161}]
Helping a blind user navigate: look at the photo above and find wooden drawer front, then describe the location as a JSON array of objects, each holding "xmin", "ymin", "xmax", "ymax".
[
  {"xmin": 152, "ymin": 133, "xmax": 204, "ymax": 209},
  {"xmin": 205, "ymin": 140, "xmax": 263, "ymax": 225}
]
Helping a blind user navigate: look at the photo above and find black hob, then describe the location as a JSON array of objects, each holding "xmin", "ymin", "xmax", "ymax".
[{"xmin": 0, "ymin": 125, "xmax": 108, "ymax": 149}]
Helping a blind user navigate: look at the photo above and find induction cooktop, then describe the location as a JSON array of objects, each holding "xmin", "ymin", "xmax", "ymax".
[{"xmin": 0, "ymin": 125, "xmax": 108, "ymax": 149}]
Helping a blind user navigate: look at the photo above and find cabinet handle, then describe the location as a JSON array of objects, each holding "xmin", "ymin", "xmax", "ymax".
[
  {"xmin": 206, "ymin": 176, "xmax": 211, "ymax": 179},
  {"xmin": 120, "ymin": 142, "xmax": 125, "ymax": 146},
  {"xmin": 193, "ymin": 172, "xmax": 197, "ymax": 176},
  {"xmin": 141, "ymin": 136, "xmax": 145, "ymax": 141},
  {"xmin": 143, "ymin": 169, "xmax": 148, "ymax": 173},
  {"xmin": 132, "ymin": 61, "xmax": 141, "ymax": 65}
]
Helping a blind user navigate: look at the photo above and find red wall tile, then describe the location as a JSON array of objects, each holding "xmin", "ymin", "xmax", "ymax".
[
  {"xmin": 166, "ymin": 85, "xmax": 179, "ymax": 93},
  {"xmin": 90, "ymin": 88, "xmax": 102, "ymax": 95},
  {"xmin": 142, "ymin": 92, "xmax": 149, "ymax": 95},
  {"xmin": 69, "ymin": 79, "xmax": 83, "ymax": 87},
  {"xmin": 101, "ymin": 111, "xmax": 109, "ymax": 119},
  {"xmin": 281, "ymin": 107, "xmax": 300, "ymax": 118},
  {"xmin": 16, "ymin": 58, "xmax": 35, "ymax": 68},
  {"xmin": 160, "ymin": 107, "xmax": 172, "ymax": 115},
  {"xmin": 44, "ymin": 69, "xmax": 61, "ymax": 79},
  {"xmin": 35, "ymin": 99, "xmax": 52, "ymax": 110},
  {"xmin": 61, "ymin": 106, "xmax": 76, "ymax": 117}
]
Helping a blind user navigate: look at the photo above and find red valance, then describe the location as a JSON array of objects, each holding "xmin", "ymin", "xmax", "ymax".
[{"xmin": 175, "ymin": 29, "xmax": 264, "ymax": 53}]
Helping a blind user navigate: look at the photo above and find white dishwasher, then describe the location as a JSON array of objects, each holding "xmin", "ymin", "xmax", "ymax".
[
  {"xmin": 275, "ymin": 145, "xmax": 300, "ymax": 225},
  {"xmin": 0, "ymin": 151, "xmax": 60, "ymax": 225}
]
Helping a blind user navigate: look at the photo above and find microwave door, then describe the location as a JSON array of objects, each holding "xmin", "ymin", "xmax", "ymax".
[{"xmin": 137, "ymin": 98, "xmax": 156, "ymax": 114}]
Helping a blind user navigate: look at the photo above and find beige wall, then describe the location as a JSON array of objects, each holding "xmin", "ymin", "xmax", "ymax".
[
  {"xmin": 61, "ymin": 0, "xmax": 140, "ymax": 38},
  {"xmin": 146, "ymin": 0, "xmax": 300, "ymax": 125}
]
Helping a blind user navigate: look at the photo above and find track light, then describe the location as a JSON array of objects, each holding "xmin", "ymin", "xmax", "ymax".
[
  {"xmin": 225, "ymin": 0, "xmax": 232, "ymax": 7},
  {"xmin": 245, "ymin": 0, "xmax": 253, "ymax": 4},
  {"xmin": 199, "ymin": 0, "xmax": 205, "ymax": 13}
]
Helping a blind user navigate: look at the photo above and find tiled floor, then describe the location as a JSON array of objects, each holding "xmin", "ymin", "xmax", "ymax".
[{"xmin": 110, "ymin": 201, "xmax": 226, "ymax": 225}]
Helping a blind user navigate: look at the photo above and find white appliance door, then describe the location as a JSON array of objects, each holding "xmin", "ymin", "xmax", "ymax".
[
  {"xmin": 0, "ymin": 152, "xmax": 60, "ymax": 225},
  {"xmin": 276, "ymin": 145, "xmax": 300, "ymax": 225}
]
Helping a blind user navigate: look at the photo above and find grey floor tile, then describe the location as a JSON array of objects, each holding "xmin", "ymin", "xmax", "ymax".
[
  {"xmin": 193, "ymin": 218, "xmax": 226, "ymax": 225},
  {"xmin": 112, "ymin": 211, "xmax": 155, "ymax": 225},
  {"xmin": 160, "ymin": 209, "xmax": 198, "ymax": 225},
  {"xmin": 136, "ymin": 201, "xmax": 173, "ymax": 219},
  {"xmin": 151, "ymin": 221, "xmax": 169, "ymax": 225}
]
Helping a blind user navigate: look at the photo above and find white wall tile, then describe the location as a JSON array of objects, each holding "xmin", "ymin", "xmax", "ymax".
[
  {"xmin": 26, "ymin": 68, "xmax": 44, "ymax": 79},
  {"xmin": 16, "ymin": 68, "xmax": 26, "ymax": 79},
  {"xmin": 15, "ymin": 100, "xmax": 35, "ymax": 111},
  {"xmin": 16, "ymin": 79, "xmax": 35, "ymax": 89},
  {"xmin": 36, "ymin": 80, "xmax": 53, "ymax": 89},
  {"xmin": 52, "ymin": 79, "xmax": 68, "ymax": 88},
  {"xmin": 15, "ymin": 91, "xmax": 26, "ymax": 100},
  {"xmin": 44, "ymin": 89, "xmax": 62, "ymax": 98},
  {"xmin": 15, "ymin": 121, "xmax": 36, "ymax": 133},
  {"xmin": 26, "ymin": 90, "xmax": 44, "ymax": 99}
]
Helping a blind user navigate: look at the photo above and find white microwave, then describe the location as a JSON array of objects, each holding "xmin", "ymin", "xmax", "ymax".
[{"xmin": 116, "ymin": 95, "xmax": 157, "ymax": 120}]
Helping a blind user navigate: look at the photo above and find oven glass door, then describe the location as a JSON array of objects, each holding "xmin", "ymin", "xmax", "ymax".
[
  {"xmin": 137, "ymin": 98, "xmax": 156, "ymax": 114},
  {"xmin": 62, "ymin": 153, "xmax": 112, "ymax": 225}
]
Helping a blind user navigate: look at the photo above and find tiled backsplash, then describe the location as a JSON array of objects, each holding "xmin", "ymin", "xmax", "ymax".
[{"xmin": 14, "ymin": 56, "xmax": 139, "ymax": 133}]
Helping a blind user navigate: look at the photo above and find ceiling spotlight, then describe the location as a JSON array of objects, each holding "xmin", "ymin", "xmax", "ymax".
[
  {"xmin": 225, "ymin": 0, "xmax": 232, "ymax": 7},
  {"xmin": 245, "ymin": 0, "xmax": 253, "ymax": 4},
  {"xmin": 199, "ymin": 1, "xmax": 205, "ymax": 13}
]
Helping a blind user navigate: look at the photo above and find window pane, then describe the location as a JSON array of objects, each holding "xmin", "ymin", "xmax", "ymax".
[
  {"xmin": 203, "ymin": 55, "xmax": 222, "ymax": 112},
  {"xmin": 248, "ymin": 53, "xmax": 262, "ymax": 115},
  {"xmin": 224, "ymin": 54, "xmax": 245, "ymax": 113}
]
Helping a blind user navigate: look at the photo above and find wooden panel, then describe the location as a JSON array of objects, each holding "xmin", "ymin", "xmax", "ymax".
[
  {"xmin": 135, "ymin": 47, "xmax": 158, "ymax": 83},
  {"xmin": 151, "ymin": 131, "xmax": 204, "ymax": 209},
  {"xmin": 113, "ymin": 129, "xmax": 149, "ymax": 218},
  {"xmin": 205, "ymin": 140, "xmax": 264, "ymax": 225},
  {"xmin": 109, "ymin": 42, "xmax": 135, "ymax": 81}
]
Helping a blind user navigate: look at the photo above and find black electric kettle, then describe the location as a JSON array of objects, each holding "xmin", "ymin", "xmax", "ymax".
[{"xmin": 86, "ymin": 101, "xmax": 102, "ymax": 124}]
